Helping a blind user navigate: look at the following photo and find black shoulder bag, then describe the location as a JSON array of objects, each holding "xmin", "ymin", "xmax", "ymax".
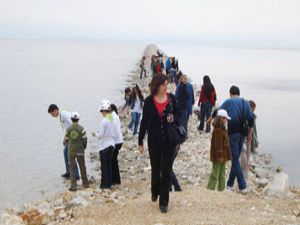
[
  {"xmin": 167, "ymin": 95, "xmax": 187, "ymax": 145},
  {"xmin": 241, "ymin": 98, "xmax": 249, "ymax": 136}
]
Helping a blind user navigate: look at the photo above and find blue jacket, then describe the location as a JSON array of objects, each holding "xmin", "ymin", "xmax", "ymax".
[
  {"xmin": 186, "ymin": 83, "xmax": 195, "ymax": 115},
  {"xmin": 165, "ymin": 58, "xmax": 171, "ymax": 70},
  {"xmin": 220, "ymin": 98, "xmax": 254, "ymax": 135},
  {"xmin": 175, "ymin": 82, "xmax": 194, "ymax": 115}
]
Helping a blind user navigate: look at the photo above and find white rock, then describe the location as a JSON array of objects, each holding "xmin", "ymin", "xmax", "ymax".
[
  {"xmin": 263, "ymin": 172, "xmax": 289, "ymax": 197},
  {"xmin": 68, "ymin": 196, "xmax": 89, "ymax": 207},
  {"xmin": 0, "ymin": 213, "xmax": 25, "ymax": 225},
  {"xmin": 256, "ymin": 178, "xmax": 269, "ymax": 188}
]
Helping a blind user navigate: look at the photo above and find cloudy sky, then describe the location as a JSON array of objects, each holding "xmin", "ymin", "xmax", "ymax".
[{"xmin": 0, "ymin": 0, "xmax": 299, "ymax": 47}]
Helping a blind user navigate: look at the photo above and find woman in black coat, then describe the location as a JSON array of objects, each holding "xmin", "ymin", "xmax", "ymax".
[{"xmin": 138, "ymin": 73, "xmax": 180, "ymax": 213}]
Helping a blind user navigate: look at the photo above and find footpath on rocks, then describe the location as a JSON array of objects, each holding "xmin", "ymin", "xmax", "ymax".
[{"xmin": 1, "ymin": 45, "xmax": 300, "ymax": 225}]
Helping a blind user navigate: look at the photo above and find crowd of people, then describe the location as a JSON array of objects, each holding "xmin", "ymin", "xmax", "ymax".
[{"xmin": 47, "ymin": 52, "xmax": 259, "ymax": 213}]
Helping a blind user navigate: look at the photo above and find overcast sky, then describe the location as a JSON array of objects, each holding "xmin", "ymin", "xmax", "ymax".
[{"xmin": 0, "ymin": 0, "xmax": 300, "ymax": 47}]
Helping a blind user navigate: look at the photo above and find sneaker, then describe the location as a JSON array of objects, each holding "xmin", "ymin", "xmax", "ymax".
[
  {"xmin": 240, "ymin": 188, "xmax": 248, "ymax": 195},
  {"xmin": 159, "ymin": 205, "xmax": 168, "ymax": 213},
  {"xmin": 226, "ymin": 186, "xmax": 234, "ymax": 192}
]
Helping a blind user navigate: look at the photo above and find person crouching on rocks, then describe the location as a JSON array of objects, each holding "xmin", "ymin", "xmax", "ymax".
[
  {"xmin": 64, "ymin": 112, "xmax": 89, "ymax": 192},
  {"xmin": 207, "ymin": 109, "xmax": 232, "ymax": 191},
  {"xmin": 92, "ymin": 100, "xmax": 115, "ymax": 189}
]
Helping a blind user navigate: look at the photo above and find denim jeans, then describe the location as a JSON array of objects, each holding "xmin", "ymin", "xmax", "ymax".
[
  {"xmin": 63, "ymin": 145, "xmax": 79, "ymax": 178},
  {"xmin": 227, "ymin": 133, "xmax": 247, "ymax": 190},
  {"xmin": 199, "ymin": 102, "xmax": 213, "ymax": 132},
  {"xmin": 178, "ymin": 110, "xmax": 189, "ymax": 136},
  {"xmin": 99, "ymin": 146, "xmax": 114, "ymax": 189},
  {"xmin": 170, "ymin": 145, "xmax": 181, "ymax": 191},
  {"xmin": 128, "ymin": 112, "xmax": 141, "ymax": 135}
]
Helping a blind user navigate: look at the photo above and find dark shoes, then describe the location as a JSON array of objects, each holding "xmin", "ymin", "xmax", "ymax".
[
  {"xmin": 83, "ymin": 184, "xmax": 89, "ymax": 189},
  {"xmin": 61, "ymin": 173, "xmax": 80, "ymax": 180},
  {"xmin": 151, "ymin": 195, "xmax": 158, "ymax": 202},
  {"xmin": 61, "ymin": 173, "xmax": 70, "ymax": 178},
  {"xmin": 159, "ymin": 205, "xmax": 168, "ymax": 213},
  {"xmin": 68, "ymin": 187, "xmax": 77, "ymax": 192},
  {"xmin": 175, "ymin": 187, "xmax": 182, "ymax": 192}
]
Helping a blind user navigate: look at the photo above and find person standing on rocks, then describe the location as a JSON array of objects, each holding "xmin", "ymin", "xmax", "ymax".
[
  {"xmin": 138, "ymin": 73, "xmax": 180, "ymax": 213},
  {"xmin": 197, "ymin": 75, "xmax": 217, "ymax": 133},
  {"xmin": 207, "ymin": 109, "xmax": 232, "ymax": 191},
  {"xmin": 128, "ymin": 84, "xmax": 144, "ymax": 136},
  {"xmin": 48, "ymin": 104, "xmax": 80, "ymax": 180},
  {"xmin": 110, "ymin": 104, "xmax": 123, "ymax": 185},
  {"xmin": 64, "ymin": 112, "xmax": 89, "ymax": 191},
  {"xmin": 214, "ymin": 86, "xmax": 254, "ymax": 194},
  {"xmin": 92, "ymin": 100, "xmax": 115, "ymax": 189},
  {"xmin": 140, "ymin": 56, "xmax": 147, "ymax": 79},
  {"xmin": 175, "ymin": 75, "xmax": 190, "ymax": 135},
  {"xmin": 240, "ymin": 100, "xmax": 259, "ymax": 179},
  {"xmin": 121, "ymin": 87, "xmax": 132, "ymax": 115}
]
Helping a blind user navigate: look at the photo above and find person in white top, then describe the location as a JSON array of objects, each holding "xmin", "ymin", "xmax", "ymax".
[
  {"xmin": 91, "ymin": 100, "xmax": 115, "ymax": 189},
  {"xmin": 110, "ymin": 104, "xmax": 123, "ymax": 185},
  {"xmin": 48, "ymin": 104, "xmax": 79, "ymax": 179},
  {"xmin": 128, "ymin": 85, "xmax": 144, "ymax": 135}
]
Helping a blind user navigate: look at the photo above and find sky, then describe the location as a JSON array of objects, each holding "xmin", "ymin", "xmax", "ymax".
[{"xmin": 0, "ymin": 0, "xmax": 300, "ymax": 48}]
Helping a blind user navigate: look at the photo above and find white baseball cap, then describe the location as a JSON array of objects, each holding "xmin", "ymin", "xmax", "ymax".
[
  {"xmin": 217, "ymin": 109, "xmax": 231, "ymax": 120},
  {"xmin": 71, "ymin": 112, "xmax": 80, "ymax": 119},
  {"xmin": 98, "ymin": 99, "xmax": 111, "ymax": 112}
]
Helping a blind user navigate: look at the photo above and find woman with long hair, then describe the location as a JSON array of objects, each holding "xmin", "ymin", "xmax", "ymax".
[
  {"xmin": 128, "ymin": 84, "xmax": 144, "ymax": 135},
  {"xmin": 197, "ymin": 75, "xmax": 217, "ymax": 133}
]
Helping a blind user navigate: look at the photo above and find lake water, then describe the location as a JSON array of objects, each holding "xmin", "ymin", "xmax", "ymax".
[
  {"xmin": 0, "ymin": 39, "xmax": 145, "ymax": 212},
  {"xmin": 159, "ymin": 43, "xmax": 300, "ymax": 186},
  {"xmin": 0, "ymin": 39, "xmax": 299, "ymax": 212}
]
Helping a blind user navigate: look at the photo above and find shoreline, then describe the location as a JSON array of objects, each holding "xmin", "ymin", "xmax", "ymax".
[{"xmin": 1, "ymin": 44, "xmax": 300, "ymax": 225}]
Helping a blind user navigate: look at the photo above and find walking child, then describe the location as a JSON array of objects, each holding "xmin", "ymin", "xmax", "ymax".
[{"xmin": 207, "ymin": 109, "xmax": 232, "ymax": 191}]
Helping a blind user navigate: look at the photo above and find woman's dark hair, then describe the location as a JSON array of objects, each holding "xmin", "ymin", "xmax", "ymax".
[
  {"xmin": 150, "ymin": 73, "xmax": 168, "ymax": 96},
  {"xmin": 71, "ymin": 118, "xmax": 79, "ymax": 123},
  {"xmin": 203, "ymin": 75, "xmax": 215, "ymax": 99},
  {"xmin": 110, "ymin": 104, "xmax": 118, "ymax": 115},
  {"xmin": 131, "ymin": 84, "xmax": 144, "ymax": 101},
  {"xmin": 229, "ymin": 85, "xmax": 240, "ymax": 96},
  {"xmin": 48, "ymin": 104, "xmax": 59, "ymax": 113},
  {"xmin": 124, "ymin": 87, "xmax": 131, "ymax": 95}
]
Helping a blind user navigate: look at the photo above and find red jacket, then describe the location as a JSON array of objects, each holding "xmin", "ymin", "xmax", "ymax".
[{"xmin": 198, "ymin": 85, "xmax": 216, "ymax": 106}]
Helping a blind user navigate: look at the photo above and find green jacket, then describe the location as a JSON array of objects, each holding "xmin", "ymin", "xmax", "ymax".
[{"xmin": 65, "ymin": 123, "xmax": 87, "ymax": 156}]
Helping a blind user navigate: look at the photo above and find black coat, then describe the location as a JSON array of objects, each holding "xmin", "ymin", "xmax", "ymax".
[{"xmin": 138, "ymin": 93, "xmax": 180, "ymax": 146}]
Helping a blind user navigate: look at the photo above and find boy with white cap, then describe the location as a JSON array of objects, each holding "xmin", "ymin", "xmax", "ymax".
[
  {"xmin": 64, "ymin": 112, "xmax": 89, "ymax": 191},
  {"xmin": 92, "ymin": 100, "xmax": 116, "ymax": 189}
]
